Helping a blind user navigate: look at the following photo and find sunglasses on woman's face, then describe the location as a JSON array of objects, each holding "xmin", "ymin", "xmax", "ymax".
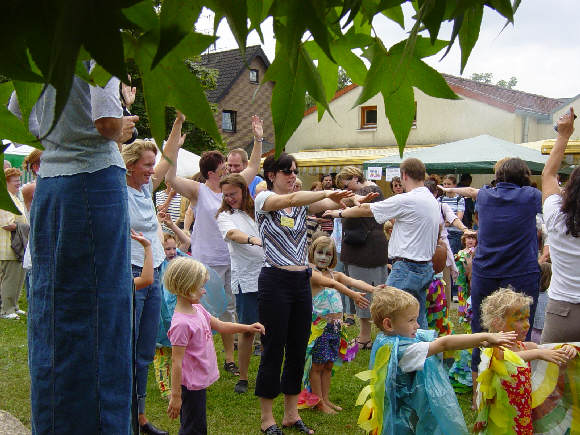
[{"xmin": 280, "ymin": 169, "xmax": 299, "ymax": 175}]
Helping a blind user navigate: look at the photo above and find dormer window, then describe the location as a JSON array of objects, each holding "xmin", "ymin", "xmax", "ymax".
[{"xmin": 249, "ymin": 69, "xmax": 259, "ymax": 84}]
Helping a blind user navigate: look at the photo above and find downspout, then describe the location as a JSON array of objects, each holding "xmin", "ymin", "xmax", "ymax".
[{"xmin": 522, "ymin": 115, "xmax": 529, "ymax": 143}]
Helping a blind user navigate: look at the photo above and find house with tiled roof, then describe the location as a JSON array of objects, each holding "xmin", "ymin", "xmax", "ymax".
[
  {"xmin": 200, "ymin": 45, "xmax": 274, "ymax": 150},
  {"xmin": 286, "ymin": 75, "xmax": 578, "ymax": 154}
]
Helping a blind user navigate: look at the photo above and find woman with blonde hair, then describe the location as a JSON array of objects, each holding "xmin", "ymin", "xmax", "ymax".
[{"xmin": 122, "ymin": 113, "xmax": 186, "ymax": 435}]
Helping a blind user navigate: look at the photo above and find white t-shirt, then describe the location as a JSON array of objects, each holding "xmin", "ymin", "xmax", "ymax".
[
  {"xmin": 370, "ymin": 186, "xmax": 440, "ymax": 261},
  {"xmin": 399, "ymin": 341, "xmax": 430, "ymax": 372},
  {"xmin": 216, "ymin": 210, "xmax": 264, "ymax": 294},
  {"xmin": 543, "ymin": 194, "xmax": 580, "ymax": 303}
]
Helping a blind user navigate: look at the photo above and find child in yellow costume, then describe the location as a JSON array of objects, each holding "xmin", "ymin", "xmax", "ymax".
[{"xmin": 474, "ymin": 288, "xmax": 578, "ymax": 435}]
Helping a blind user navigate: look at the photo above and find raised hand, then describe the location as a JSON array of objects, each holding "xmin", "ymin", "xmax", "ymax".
[
  {"xmin": 121, "ymin": 80, "xmax": 136, "ymax": 109},
  {"xmin": 556, "ymin": 107, "xmax": 575, "ymax": 138},
  {"xmin": 252, "ymin": 114, "xmax": 264, "ymax": 140},
  {"xmin": 130, "ymin": 229, "xmax": 151, "ymax": 248}
]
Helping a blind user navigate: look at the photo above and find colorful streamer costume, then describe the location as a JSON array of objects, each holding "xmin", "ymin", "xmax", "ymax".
[
  {"xmin": 455, "ymin": 248, "xmax": 474, "ymax": 328},
  {"xmin": 355, "ymin": 330, "xmax": 468, "ymax": 435},
  {"xmin": 425, "ymin": 278, "xmax": 452, "ymax": 337},
  {"xmin": 474, "ymin": 343, "xmax": 580, "ymax": 435}
]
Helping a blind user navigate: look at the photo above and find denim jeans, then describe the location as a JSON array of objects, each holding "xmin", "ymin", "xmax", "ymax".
[
  {"xmin": 132, "ymin": 265, "xmax": 162, "ymax": 415},
  {"xmin": 28, "ymin": 166, "xmax": 132, "ymax": 434},
  {"xmin": 386, "ymin": 260, "xmax": 434, "ymax": 329}
]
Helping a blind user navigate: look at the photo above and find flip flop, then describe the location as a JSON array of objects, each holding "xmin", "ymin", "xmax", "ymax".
[
  {"xmin": 261, "ymin": 424, "xmax": 284, "ymax": 434},
  {"xmin": 350, "ymin": 338, "xmax": 373, "ymax": 350},
  {"xmin": 282, "ymin": 419, "xmax": 314, "ymax": 434}
]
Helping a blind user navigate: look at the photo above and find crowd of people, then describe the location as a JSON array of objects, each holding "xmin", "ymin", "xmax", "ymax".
[{"xmin": 3, "ymin": 68, "xmax": 580, "ymax": 435}]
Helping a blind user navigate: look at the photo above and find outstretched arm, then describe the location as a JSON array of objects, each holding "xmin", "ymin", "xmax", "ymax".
[
  {"xmin": 153, "ymin": 113, "xmax": 187, "ymax": 191},
  {"xmin": 439, "ymin": 186, "xmax": 479, "ymax": 199},
  {"xmin": 333, "ymin": 271, "xmax": 376, "ymax": 293},
  {"xmin": 542, "ymin": 107, "xmax": 575, "ymax": 203},
  {"xmin": 240, "ymin": 115, "xmax": 263, "ymax": 185},
  {"xmin": 209, "ymin": 317, "xmax": 265, "ymax": 335},
  {"xmin": 261, "ymin": 189, "xmax": 353, "ymax": 212},
  {"xmin": 427, "ymin": 331, "xmax": 517, "ymax": 357},
  {"xmin": 323, "ymin": 203, "xmax": 374, "ymax": 219},
  {"xmin": 311, "ymin": 269, "xmax": 369, "ymax": 309}
]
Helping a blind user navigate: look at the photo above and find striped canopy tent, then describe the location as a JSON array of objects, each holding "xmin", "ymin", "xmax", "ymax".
[
  {"xmin": 363, "ymin": 135, "xmax": 572, "ymax": 175},
  {"xmin": 290, "ymin": 146, "xmax": 431, "ymax": 176}
]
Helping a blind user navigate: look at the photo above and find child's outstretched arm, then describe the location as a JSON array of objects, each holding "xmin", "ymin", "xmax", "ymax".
[
  {"xmin": 311, "ymin": 269, "xmax": 370, "ymax": 309},
  {"xmin": 517, "ymin": 342, "xmax": 578, "ymax": 365},
  {"xmin": 332, "ymin": 271, "xmax": 377, "ymax": 293},
  {"xmin": 427, "ymin": 331, "xmax": 517, "ymax": 358},
  {"xmin": 131, "ymin": 229, "xmax": 154, "ymax": 290},
  {"xmin": 209, "ymin": 317, "xmax": 265, "ymax": 336},
  {"xmin": 167, "ymin": 345, "xmax": 185, "ymax": 419}
]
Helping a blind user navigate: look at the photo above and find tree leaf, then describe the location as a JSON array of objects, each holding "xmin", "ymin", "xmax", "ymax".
[
  {"xmin": 389, "ymin": 36, "xmax": 449, "ymax": 58},
  {"xmin": 135, "ymin": 31, "xmax": 220, "ymax": 149},
  {"xmin": 13, "ymin": 80, "xmax": 43, "ymax": 137},
  {"xmin": 247, "ymin": 0, "xmax": 274, "ymax": 42},
  {"xmin": 382, "ymin": 83, "xmax": 415, "ymax": 154},
  {"xmin": 303, "ymin": 42, "xmax": 337, "ymax": 121},
  {"xmin": 152, "ymin": 0, "xmax": 201, "ymax": 69},
  {"xmin": 263, "ymin": 55, "xmax": 308, "ymax": 155},
  {"xmin": 381, "ymin": 4, "xmax": 404, "ymax": 29},
  {"xmin": 458, "ymin": 4, "xmax": 483, "ymax": 72},
  {"xmin": 0, "ymin": 83, "xmax": 42, "ymax": 146},
  {"xmin": 89, "ymin": 64, "xmax": 113, "ymax": 88},
  {"xmin": 486, "ymin": 0, "xmax": 514, "ymax": 22},
  {"xmin": 418, "ymin": 0, "xmax": 447, "ymax": 42},
  {"xmin": 406, "ymin": 57, "xmax": 459, "ymax": 99},
  {"xmin": 213, "ymin": 0, "xmax": 249, "ymax": 56},
  {"xmin": 0, "ymin": 154, "xmax": 20, "ymax": 215},
  {"xmin": 354, "ymin": 39, "xmax": 391, "ymax": 106},
  {"xmin": 122, "ymin": 1, "xmax": 159, "ymax": 32}
]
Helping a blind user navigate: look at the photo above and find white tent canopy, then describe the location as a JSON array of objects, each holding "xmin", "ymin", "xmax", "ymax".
[
  {"xmin": 155, "ymin": 147, "xmax": 200, "ymax": 178},
  {"xmin": 2, "ymin": 140, "xmax": 37, "ymax": 156}
]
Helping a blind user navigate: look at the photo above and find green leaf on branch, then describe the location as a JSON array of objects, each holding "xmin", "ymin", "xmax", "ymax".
[
  {"xmin": 135, "ymin": 31, "xmax": 220, "ymax": 149},
  {"xmin": 383, "ymin": 84, "xmax": 415, "ymax": 156},
  {"xmin": 122, "ymin": 1, "xmax": 159, "ymax": 32},
  {"xmin": 248, "ymin": 0, "xmax": 274, "ymax": 42},
  {"xmin": 458, "ymin": 4, "xmax": 483, "ymax": 72},
  {"xmin": 381, "ymin": 4, "xmax": 405, "ymax": 29},
  {"xmin": 486, "ymin": 0, "xmax": 514, "ymax": 22},
  {"xmin": 0, "ymin": 83, "xmax": 42, "ymax": 147},
  {"xmin": 389, "ymin": 36, "xmax": 449, "ymax": 59},
  {"xmin": 303, "ymin": 42, "xmax": 338, "ymax": 121},
  {"xmin": 212, "ymin": 0, "xmax": 250, "ymax": 56},
  {"xmin": 0, "ymin": 155, "xmax": 20, "ymax": 215},
  {"xmin": 152, "ymin": 0, "xmax": 201, "ymax": 69},
  {"xmin": 13, "ymin": 81, "xmax": 43, "ymax": 138}
]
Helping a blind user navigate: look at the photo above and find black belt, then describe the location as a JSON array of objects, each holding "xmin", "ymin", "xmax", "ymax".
[{"xmin": 391, "ymin": 257, "xmax": 430, "ymax": 265}]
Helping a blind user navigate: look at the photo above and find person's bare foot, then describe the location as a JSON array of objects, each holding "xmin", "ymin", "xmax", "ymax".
[
  {"xmin": 315, "ymin": 402, "xmax": 337, "ymax": 414},
  {"xmin": 325, "ymin": 400, "xmax": 342, "ymax": 411},
  {"xmin": 471, "ymin": 392, "xmax": 478, "ymax": 410}
]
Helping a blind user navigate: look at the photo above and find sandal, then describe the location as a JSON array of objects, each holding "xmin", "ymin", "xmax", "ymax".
[
  {"xmin": 351, "ymin": 338, "xmax": 372, "ymax": 350},
  {"xmin": 223, "ymin": 361, "xmax": 240, "ymax": 375},
  {"xmin": 282, "ymin": 419, "xmax": 314, "ymax": 434},
  {"xmin": 261, "ymin": 424, "xmax": 284, "ymax": 434}
]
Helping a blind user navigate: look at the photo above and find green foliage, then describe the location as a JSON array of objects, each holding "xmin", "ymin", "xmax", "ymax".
[
  {"xmin": 472, "ymin": 72, "xmax": 518, "ymax": 89},
  {"xmin": 0, "ymin": 0, "xmax": 521, "ymax": 207}
]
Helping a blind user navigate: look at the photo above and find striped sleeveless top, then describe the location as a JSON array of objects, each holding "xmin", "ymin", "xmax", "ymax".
[{"xmin": 255, "ymin": 191, "xmax": 308, "ymax": 267}]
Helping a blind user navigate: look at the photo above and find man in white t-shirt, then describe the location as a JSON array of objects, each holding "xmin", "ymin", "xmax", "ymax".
[{"xmin": 324, "ymin": 158, "xmax": 439, "ymax": 327}]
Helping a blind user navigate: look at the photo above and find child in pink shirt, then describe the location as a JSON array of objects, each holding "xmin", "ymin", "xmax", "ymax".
[{"xmin": 165, "ymin": 257, "xmax": 265, "ymax": 434}]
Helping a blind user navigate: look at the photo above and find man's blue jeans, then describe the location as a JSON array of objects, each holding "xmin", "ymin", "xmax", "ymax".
[
  {"xmin": 386, "ymin": 260, "xmax": 434, "ymax": 329},
  {"xmin": 131, "ymin": 265, "xmax": 162, "ymax": 415},
  {"xmin": 28, "ymin": 166, "xmax": 132, "ymax": 434}
]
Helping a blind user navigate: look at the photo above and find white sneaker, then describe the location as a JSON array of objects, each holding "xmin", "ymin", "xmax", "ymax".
[
  {"xmin": 16, "ymin": 309, "xmax": 26, "ymax": 315},
  {"xmin": 1, "ymin": 313, "xmax": 19, "ymax": 320}
]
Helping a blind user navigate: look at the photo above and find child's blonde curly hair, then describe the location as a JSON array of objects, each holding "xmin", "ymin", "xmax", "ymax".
[
  {"xmin": 371, "ymin": 286, "xmax": 419, "ymax": 331},
  {"xmin": 163, "ymin": 257, "xmax": 209, "ymax": 298},
  {"xmin": 480, "ymin": 287, "xmax": 533, "ymax": 331}
]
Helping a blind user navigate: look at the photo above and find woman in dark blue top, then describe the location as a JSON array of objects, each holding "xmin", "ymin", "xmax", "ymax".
[{"xmin": 441, "ymin": 157, "xmax": 541, "ymax": 406}]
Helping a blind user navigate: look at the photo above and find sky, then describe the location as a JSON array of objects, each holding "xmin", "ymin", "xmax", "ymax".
[{"xmin": 199, "ymin": 0, "xmax": 580, "ymax": 99}]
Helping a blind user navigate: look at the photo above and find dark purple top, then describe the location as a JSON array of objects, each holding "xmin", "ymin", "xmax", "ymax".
[{"xmin": 472, "ymin": 182, "xmax": 541, "ymax": 278}]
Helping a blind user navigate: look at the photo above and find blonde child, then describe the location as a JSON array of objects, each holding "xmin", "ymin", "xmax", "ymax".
[
  {"xmin": 356, "ymin": 286, "xmax": 516, "ymax": 435},
  {"xmin": 304, "ymin": 236, "xmax": 377, "ymax": 414},
  {"xmin": 165, "ymin": 257, "xmax": 264, "ymax": 434},
  {"xmin": 474, "ymin": 288, "xmax": 577, "ymax": 434}
]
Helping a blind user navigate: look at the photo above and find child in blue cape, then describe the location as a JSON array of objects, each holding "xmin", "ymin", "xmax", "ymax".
[{"xmin": 356, "ymin": 286, "xmax": 516, "ymax": 435}]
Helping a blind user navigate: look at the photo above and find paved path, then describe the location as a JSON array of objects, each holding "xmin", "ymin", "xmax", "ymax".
[{"xmin": 0, "ymin": 411, "xmax": 30, "ymax": 435}]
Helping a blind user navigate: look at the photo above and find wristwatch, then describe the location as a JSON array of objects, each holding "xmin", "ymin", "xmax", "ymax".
[
  {"xmin": 338, "ymin": 210, "xmax": 343, "ymax": 218},
  {"xmin": 247, "ymin": 236, "xmax": 254, "ymax": 245}
]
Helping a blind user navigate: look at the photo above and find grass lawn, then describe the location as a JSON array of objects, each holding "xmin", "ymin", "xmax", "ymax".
[{"xmin": 0, "ymin": 294, "xmax": 476, "ymax": 434}]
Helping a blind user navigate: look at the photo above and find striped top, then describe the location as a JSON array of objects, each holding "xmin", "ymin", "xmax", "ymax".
[
  {"xmin": 255, "ymin": 191, "xmax": 308, "ymax": 267},
  {"xmin": 438, "ymin": 194, "xmax": 465, "ymax": 214}
]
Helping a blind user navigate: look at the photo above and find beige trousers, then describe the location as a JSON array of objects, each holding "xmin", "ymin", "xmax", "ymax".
[{"xmin": 0, "ymin": 260, "xmax": 26, "ymax": 315}]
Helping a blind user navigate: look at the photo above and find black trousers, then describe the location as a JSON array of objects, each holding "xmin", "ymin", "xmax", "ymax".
[
  {"xmin": 179, "ymin": 386, "xmax": 207, "ymax": 435},
  {"xmin": 255, "ymin": 267, "xmax": 313, "ymax": 399}
]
